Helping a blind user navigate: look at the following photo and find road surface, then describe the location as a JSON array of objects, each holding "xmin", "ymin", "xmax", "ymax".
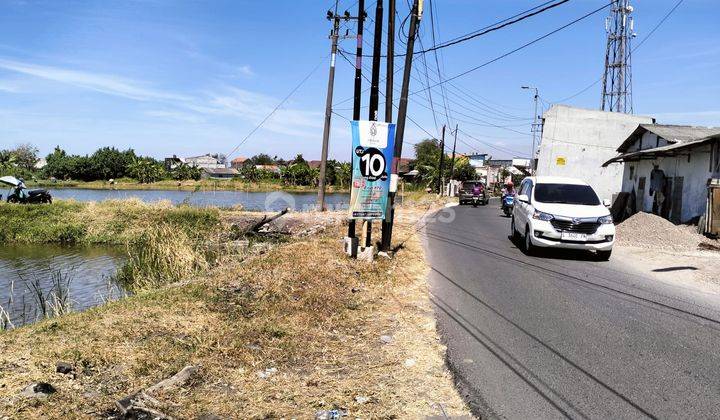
[{"xmin": 423, "ymin": 199, "xmax": 720, "ymax": 419}]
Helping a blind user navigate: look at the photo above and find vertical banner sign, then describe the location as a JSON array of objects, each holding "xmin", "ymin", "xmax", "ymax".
[{"xmin": 349, "ymin": 120, "xmax": 396, "ymax": 219}]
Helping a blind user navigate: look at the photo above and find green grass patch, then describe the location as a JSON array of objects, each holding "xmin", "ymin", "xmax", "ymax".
[{"xmin": 0, "ymin": 199, "xmax": 221, "ymax": 245}]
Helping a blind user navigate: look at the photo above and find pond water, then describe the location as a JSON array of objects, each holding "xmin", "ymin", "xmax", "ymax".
[
  {"xmin": 47, "ymin": 188, "xmax": 350, "ymax": 211},
  {"xmin": 0, "ymin": 244, "xmax": 125, "ymax": 328}
]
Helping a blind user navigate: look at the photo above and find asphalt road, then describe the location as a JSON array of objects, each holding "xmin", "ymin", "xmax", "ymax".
[{"xmin": 423, "ymin": 199, "xmax": 720, "ymax": 419}]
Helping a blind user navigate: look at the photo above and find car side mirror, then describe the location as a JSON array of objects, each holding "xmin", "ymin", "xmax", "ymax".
[
  {"xmin": 517, "ymin": 194, "xmax": 529, "ymax": 203},
  {"xmin": 602, "ymin": 198, "xmax": 611, "ymax": 207}
]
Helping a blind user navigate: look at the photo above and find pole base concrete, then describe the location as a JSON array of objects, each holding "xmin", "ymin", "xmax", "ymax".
[
  {"xmin": 344, "ymin": 236, "xmax": 359, "ymax": 258},
  {"xmin": 357, "ymin": 245, "xmax": 375, "ymax": 262}
]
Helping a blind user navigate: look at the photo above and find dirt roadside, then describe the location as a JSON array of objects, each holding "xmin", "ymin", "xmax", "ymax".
[
  {"xmin": 0, "ymin": 202, "xmax": 471, "ymax": 418},
  {"xmin": 613, "ymin": 212, "xmax": 720, "ymax": 296}
]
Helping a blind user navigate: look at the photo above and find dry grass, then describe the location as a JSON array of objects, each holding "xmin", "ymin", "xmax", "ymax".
[
  {"xmin": 115, "ymin": 224, "xmax": 210, "ymax": 291},
  {"xmin": 0, "ymin": 205, "xmax": 469, "ymax": 418}
]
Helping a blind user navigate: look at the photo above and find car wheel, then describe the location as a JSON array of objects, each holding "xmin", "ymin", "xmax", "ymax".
[
  {"xmin": 597, "ymin": 250, "xmax": 612, "ymax": 261},
  {"xmin": 511, "ymin": 217, "xmax": 519, "ymax": 241},
  {"xmin": 524, "ymin": 225, "xmax": 536, "ymax": 256}
]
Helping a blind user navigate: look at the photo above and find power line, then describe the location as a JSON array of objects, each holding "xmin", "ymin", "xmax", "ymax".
[
  {"xmin": 550, "ymin": 0, "xmax": 685, "ymax": 105},
  {"xmin": 458, "ymin": 129, "xmax": 527, "ymax": 157},
  {"xmin": 338, "ymin": 20, "xmax": 530, "ymax": 123},
  {"xmin": 336, "ymin": 50, "xmax": 431, "ymax": 144},
  {"xmin": 225, "ymin": 54, "xmax": 328, "ymax": 159},
  {"xmin": 355, "ymin": 0, "xmax": 573, "ymax": 57},
  {"xmin": 428, "ymin": 0, "xmax": 453, "ymax": 129},
  {"xmin": 411, "ymin": 0, "xmax": 615, "ymax": 95},
  {"xmin": 422, "ymin": 0, "xmax": 571, "ymax": 55},
  {"xmin": 342, "ymin": 36, "xmax": 534, "ymax": 141}
]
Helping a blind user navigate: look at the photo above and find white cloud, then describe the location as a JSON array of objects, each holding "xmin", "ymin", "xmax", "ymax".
[
  {"xmin": 0, "ymin": 58, "xmax": 189, "ymax": 102},
  {"xmin": 237, "ymin": 65, "xmax": 254, "ymax": 77},
  {"xmin": 0, "ymin": 81, "xmax": 20, "ymax": 93},
  {"xmin": 144, "ymin": 110, "xmax": 205, "ymax": 124},
  {"xmin": 198, "ymin": 87, "xmax": 323, "ymax": 137},
  {"xmin": 0, "ymin": 57, "xmax": 324, "ymax": 139}
]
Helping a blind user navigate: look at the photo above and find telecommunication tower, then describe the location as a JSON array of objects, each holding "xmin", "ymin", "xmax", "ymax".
[{"xmin": 600, "ymin": 0, "xmax": 636, "ymax": 113}]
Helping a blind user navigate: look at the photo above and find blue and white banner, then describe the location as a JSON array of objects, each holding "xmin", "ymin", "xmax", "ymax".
[{"xmin": 349, "ymin": 120, "xmax": 396, "ymax": 220}]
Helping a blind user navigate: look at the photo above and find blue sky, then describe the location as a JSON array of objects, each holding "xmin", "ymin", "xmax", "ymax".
[{"xmin": 0, "ymin": 0, "xmax": 717, "ymax": 161}]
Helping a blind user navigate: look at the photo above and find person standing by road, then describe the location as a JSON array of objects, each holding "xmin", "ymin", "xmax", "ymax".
[{"xmin": 650, "ymin": 165, "xmax": 666, "ymax": 215}]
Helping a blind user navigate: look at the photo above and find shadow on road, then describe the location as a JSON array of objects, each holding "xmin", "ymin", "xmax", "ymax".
[
  {"xmin": 652, "ymin": 266, "xmax": 699, "ymax": 272},
  {"xmin": 508, "ymin": 235, "xmax": 605, "ymax": 262}
]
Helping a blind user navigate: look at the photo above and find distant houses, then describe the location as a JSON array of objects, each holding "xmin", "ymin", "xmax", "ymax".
[
  {"xmin": 164, "ymin": 154, "xmax": 234, "ymax": 179},
  {"xmin": 230, "ymin": 156, "xmax": 248, "ymax": 169},
  {"xmin": 201, "ymin": 167, "xmax": 239, "ymax": 179},
  {"xmin": 254, "ymin": 164, "xmax": 281, "ymax": 174},
  {"xmin": 184, "ymin": 154, "xmax": 225, "ymax": 170}
]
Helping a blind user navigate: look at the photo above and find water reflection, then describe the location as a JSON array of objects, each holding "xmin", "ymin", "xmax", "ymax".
[{"xmin": 0, "ymin": 244, "xmax": 125, "ymax": 328}]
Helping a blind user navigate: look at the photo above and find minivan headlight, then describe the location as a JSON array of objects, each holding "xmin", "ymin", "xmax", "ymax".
[
  {"xmin": 532, "ymin": 210, "xmax": 554, "ymax": 221},
  {"xmin": 598, "ymin": 215, "xmax": 613, "ymax": 224}
]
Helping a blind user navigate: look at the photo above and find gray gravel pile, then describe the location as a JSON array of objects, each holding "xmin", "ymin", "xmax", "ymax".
[{"xmin": 615, "ymin": 212, "xmax": 712, "ymax": 252}]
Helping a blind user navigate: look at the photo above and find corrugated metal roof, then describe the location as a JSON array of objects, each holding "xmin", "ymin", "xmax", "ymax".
[
  {"xmin": 617, "ymin": 124, "xmax": 720, "ymax": 153},
  {"xmin": 603, "ymin": 133, "xmax": 720, "ymax": 167},
  {"xmin": 639, "ymin": 124, "xmax": 720, "ymax": 143},
  {"xmin": 203, "ymin": 168, "xmax": 238, "ymax": 174}
]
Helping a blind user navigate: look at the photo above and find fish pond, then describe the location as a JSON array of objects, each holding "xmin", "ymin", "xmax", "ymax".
[{"xmin": 0, "ymin": 244, "xmax": 125, "ymax": 328}]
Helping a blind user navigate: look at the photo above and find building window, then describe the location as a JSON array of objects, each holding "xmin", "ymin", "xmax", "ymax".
[{"xmin": 628, "ymin": 165, "xmax": 635, "ymax": 180}]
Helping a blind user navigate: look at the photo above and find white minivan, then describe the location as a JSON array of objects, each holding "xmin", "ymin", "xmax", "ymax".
[{"xmin": 511, "ymin": 176, "xmax": 615, "ymax": 260}]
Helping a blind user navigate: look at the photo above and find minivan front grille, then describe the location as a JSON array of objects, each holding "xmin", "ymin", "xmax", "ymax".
[{"xmin": 550, "ymin": 219, "xmax": 600, "ymax": 234}]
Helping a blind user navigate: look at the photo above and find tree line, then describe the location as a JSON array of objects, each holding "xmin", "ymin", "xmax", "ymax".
[
  {"xmin": 1, "ymin": 141, "xmax": 476, "ymax": 188},
  {"xmin": 237, "ymin": 154, "xmax": 352, "ymax": 188},
  {"xmin": 0, "ymin": 144, "xmax": 203, "ymax": 183}
]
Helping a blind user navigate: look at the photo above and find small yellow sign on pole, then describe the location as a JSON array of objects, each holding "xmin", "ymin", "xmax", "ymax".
[{"xmin": 556, "ymin": 157, "xmax": 566, "ymax": 166}]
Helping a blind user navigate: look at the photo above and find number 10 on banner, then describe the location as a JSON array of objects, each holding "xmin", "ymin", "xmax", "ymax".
[{"xmin": 348, "ymin": 121, "xmax": 396, "ymax": 220}]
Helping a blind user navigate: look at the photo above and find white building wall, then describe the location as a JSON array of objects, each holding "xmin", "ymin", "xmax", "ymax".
[
  {"xmin": 620, "ymin": 144, "xmax": 712, "ymax": 223},
  {"xmin": 536, "ymin": 105, "xmax": 654, "ymax": 202}
]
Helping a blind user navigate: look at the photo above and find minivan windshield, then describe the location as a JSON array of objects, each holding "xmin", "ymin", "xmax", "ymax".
[{"xmin": 534, "ymin": 183, "xmax": 600, "ymax": 205}]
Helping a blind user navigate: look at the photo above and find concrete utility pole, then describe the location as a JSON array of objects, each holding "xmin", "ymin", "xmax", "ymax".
[
  {"xmin": 346, "ymin": 0, "xmax": 366, "ymax": 250},
  {"xmin": 380, "ymin": 0, "xmax": 395, "ymax": 252},
  {"xmin": 522, "ymin": 86, "xmax": 539, "ymax": 174},
  {"xmin": 379, "ymin": 0, "xmax": 422, "ymax": 252},
  {"xmin": 317, "ymin": 1, "xmax": 341, "ymax": 211},
  {"xmin": 449, "ymin": 123, "xmax": 458, "ymax": 181},
  {"xmin": 364, "ymin": 0, "xmax": 383, "ymax": 248},
  {"xmin": 601, "ymin": 0, "xmax": 636, "ymax": 113},
  {"xmin": 437, "ymin": 125, "xmax": 446, "ymax": 195}
]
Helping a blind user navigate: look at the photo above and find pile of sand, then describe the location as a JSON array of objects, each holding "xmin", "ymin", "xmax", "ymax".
[{"xmin": 615, "ymin": 212, "xmax": 715, "ymax": 252}]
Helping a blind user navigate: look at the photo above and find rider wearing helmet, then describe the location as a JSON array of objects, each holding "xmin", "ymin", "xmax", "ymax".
[{"xmin": 501, "ymin": 180, "xmax": 515, "ymax": 207}]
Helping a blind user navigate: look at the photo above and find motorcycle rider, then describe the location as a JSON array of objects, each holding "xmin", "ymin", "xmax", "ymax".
[
  {"xmin": 15, "ymin": 178, "xmax": 28, "ymax": 200},
  {"xmin": 501, "ymin": 181, "xmax": 515, "ymax": 207}
]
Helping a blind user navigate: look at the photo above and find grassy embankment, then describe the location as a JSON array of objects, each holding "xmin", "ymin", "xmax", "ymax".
[
  {"xmin": 0, "ymin": 199, "xmax": 223, "ymax": 290},
  {"xmin": 28, "ymin": 178, "xmax": 348, "ymax": 193},
  {"xmin": 0, "ymin": 197, "xmax": 469, "ymax": 418}
]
